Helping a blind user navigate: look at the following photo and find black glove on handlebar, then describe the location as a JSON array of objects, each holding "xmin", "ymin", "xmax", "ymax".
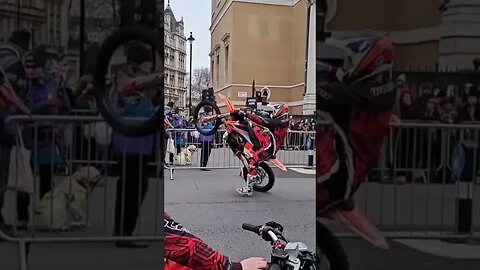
[
  {"xmin": 230, "ymin": 110, "xmax": 245, "ymax": 121},
  {"xmin": 266, "ymin": 221, "xmax": 284, "ymax": 234}
]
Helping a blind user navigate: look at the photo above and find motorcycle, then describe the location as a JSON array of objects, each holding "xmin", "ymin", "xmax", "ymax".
[
  {"xmin": 165, "ymin": 221, "xmax": 320, "ymax": 270},
  {"xmin": 193, "ymin": 94, "xmax": 287, "ymax": 192},
  {"xmin": 242, "ymin": 221, "xmax": 317, "ymax": 270}
]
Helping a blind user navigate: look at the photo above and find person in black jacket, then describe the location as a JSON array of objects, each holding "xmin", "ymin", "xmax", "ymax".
[{"xmin": 458, "ymin": 88, "xmax": 480, "ymax": 122}]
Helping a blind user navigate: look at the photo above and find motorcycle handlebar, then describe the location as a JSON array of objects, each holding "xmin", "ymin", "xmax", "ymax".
[
  {"xmin": 242, "ymin": 223, "xmax": 260, "ymax": 234},
  {"xmin": 242, "ymin": 223, "xmax": 279, "ymax": 242}
]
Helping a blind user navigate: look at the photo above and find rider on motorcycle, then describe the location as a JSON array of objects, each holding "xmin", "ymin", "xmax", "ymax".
[
  {"xmin": 164, "ymin": 212, "xmax": 268, "ymax": 270},
  {"xmin": 232, "ymin": 104, "xmax": 289, "ymax": 196},
  {"xmin": 316, "ymin": 35, "xmax": 397, "ymax": 215}
]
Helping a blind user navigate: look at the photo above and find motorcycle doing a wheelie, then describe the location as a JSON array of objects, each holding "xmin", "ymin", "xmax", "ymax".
[{"xmin": 193, "ymin": 94, "xmax": 288, "ymax": 193}]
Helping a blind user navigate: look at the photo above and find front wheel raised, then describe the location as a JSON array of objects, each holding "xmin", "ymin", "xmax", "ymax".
[
  {"xmin": 94, "ymin": 27, "xmax": 164, "ymax": 137},
  {"xmin": 193, "ymin": 100, "xmax": 221, "ymax": 136},
  {"xmin": 243, "ymin": 162, "xmax": 275, "ymax": 192}
]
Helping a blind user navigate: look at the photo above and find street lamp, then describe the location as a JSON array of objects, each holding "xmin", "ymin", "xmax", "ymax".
[{"xmin": 187, "ymin": 32, "xmax": 195, "ymax": 115}]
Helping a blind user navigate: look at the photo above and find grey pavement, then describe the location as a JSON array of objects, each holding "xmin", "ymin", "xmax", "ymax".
[
  {"xmin": 164, "ymin": 168, "xmax": 316, "ymax": 262},
  {"xmin": 166, "ymin": 168, "xmax": 480, "ymax": 270}
]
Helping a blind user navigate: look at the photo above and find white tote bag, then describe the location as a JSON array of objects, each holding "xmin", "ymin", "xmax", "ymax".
[
  {"xmin": 166, "ymin": 138, "xmax": 176, "ymax": 154},
  {"xmin": 93, "ymin": 121, "xmax": 112, "ymax": 147},
  {"xmin": 7, "ymin": 126, "xmax": 34, "ymax": 194}
]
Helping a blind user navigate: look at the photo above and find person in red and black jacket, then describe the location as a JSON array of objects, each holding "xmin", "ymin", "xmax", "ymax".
[{"xmin": 164, "ymin": 212, "xmax": 268, "ymax": 270}]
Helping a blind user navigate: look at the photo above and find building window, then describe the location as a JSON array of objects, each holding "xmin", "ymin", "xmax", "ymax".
[
  {"xmin": 170, "ymin": 74, "xmax": 175, "ymax": 85},
  {"xmin": 216, "ymin": 54, "xmax": 219, "ymax": 85},
  {"xmin": 211, "ymin": 59, "xmax": 214, "ymax": 86},
  {"xmin": 225, "ymin": 45, "xmax": 229, "ymax": 80}
]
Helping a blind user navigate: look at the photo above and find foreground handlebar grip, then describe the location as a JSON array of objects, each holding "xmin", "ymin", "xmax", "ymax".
[{"xmin": 242, "ymin": 223, "xmax": 260, "ymax": 235}]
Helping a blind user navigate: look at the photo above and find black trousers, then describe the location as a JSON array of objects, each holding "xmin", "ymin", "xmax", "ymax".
[
  {"xmin": 17, "ymin": 165, "xmax": 53, "ymax": 222},
  {"xmin": 200, "ymin": 141, "xmax": 212, "ymax": 167},
  {"xmin": 114, "ymin": 155, "xmax": 149, "ymax": 236}
]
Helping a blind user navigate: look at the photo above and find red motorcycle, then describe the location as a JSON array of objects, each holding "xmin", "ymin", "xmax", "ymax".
[{"xmin": 193, "ymin": 94, "xmax": 287, "ymax": 192}]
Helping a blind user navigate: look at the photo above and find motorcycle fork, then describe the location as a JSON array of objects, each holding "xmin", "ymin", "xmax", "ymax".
[{"xmin": 239, "ymin": 154, "xmax": 260, "ymax": 175}]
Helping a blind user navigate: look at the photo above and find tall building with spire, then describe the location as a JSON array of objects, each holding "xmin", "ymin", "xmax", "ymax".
[{"xmin": 164, "ymin": 1, "xmax": 188, "ymax": 107}]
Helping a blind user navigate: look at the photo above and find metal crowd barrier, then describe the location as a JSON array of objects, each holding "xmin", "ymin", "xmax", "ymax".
[
  {"xmin": 164, "ymin": 128, "xmax": 316, "ymax": 180},
  {"xmin": 316, "ymin": 120, "xmax": 480, "ymax": 239},
  {"xmin": 0, "ymin": 115, "xmax": 163, "ymax": 270}
]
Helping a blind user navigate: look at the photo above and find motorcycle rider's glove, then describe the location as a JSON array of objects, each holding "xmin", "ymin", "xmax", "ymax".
[{"xmin": 230, "ymin": 110, "xmax": 246, "ymax": 121}]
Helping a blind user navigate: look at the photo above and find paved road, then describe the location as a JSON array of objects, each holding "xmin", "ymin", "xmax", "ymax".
[
  {"xmin": 166, "ymin": 169, "xmax": 480, "ymax": 270},
  {"xmin": 164, "ymin": 168, "xmax": 316, "ymax": 262}
]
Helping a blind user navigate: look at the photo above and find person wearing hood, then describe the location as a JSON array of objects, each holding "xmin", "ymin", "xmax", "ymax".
[
  {"xmin": 111, "ymin": 44, "xmax": 155, "ymax": 248},
  {"xmin": 15, "ymin": 47, "xmax": 69, "ymax": 228}
]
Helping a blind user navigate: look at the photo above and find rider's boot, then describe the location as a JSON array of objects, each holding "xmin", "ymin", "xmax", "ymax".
[{"xmin": 236, "ymin": 173, "xmax": 256, "ymax": 196}]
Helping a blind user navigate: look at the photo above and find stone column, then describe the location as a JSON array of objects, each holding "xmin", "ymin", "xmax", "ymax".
[
  {"xmin": 438, "ymin": 0, "xmax": 480, "ymax": 69},
  {"xmin": 303, "ymin": 0, "xmax": 316, "ymax": 115}
]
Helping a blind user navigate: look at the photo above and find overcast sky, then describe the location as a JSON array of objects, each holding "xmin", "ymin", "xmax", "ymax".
[{"xmin": 165, "ymin": 0, "xmax": 211, "ymax": 70}]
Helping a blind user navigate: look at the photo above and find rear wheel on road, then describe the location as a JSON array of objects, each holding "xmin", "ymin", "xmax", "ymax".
[{"xmin": 242, "ymin": 162, "xmax": 275, "ymax": 192}]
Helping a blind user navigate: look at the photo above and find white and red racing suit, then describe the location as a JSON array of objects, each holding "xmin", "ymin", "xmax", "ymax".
[{"xmin": 316, "ymin": 81, "xmax": 397, "ymax": 213}]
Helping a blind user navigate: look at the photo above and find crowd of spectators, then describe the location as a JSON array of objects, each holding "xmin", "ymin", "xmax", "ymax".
[
  {"xmin": 377, "ymin": 75, "xmax": 480, "ymax": 184},
  {"xmin": 0, "ymin": 30, "xmax": 159, "ymax": 247},
  {"xmin": 394, "ymin": 76, "xmax": 480, "ymax": 123}
]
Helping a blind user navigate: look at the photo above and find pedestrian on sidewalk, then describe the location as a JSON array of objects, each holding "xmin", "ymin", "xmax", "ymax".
[{"xmin": 200, "ymin": 108, "xmax": 214, "ymax": 171}]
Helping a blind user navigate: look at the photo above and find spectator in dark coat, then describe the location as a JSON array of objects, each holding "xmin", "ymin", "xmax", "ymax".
[
  {"xmin": 399, "ymin": 91, "xmax": 417, "ymax": 119},
  {"xmin": 459, "ymin": 89, "xmax": 480, "ymax": 122},
  {"xmin": 420, "ymin": 95, "xmax": 441, "ymax": 121}
]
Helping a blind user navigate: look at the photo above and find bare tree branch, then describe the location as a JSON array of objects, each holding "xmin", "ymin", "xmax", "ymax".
[{"xmin": 188, "ymin": 67, "xmax": 211, "ymax": 101}]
